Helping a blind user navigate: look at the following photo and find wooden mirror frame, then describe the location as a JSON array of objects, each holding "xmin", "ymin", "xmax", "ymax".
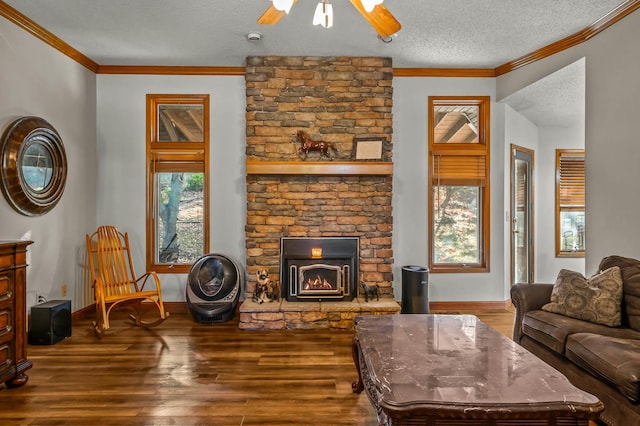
[{"xmin": 0, "ymin": 116, "xmax": 67, "ymax": 216}]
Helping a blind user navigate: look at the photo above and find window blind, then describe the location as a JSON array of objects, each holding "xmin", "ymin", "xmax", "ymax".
[
  {"xmin": 432, "ymin": 154, "xmax": 486, "ymax": 186},
  {"xmin": 558, "ymin": 153, "xmax": 585, "ymax": 208}
]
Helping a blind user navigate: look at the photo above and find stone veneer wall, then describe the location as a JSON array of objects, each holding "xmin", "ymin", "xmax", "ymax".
[{"xmin": 242, "ymin": 56, "xmax": 396, "ymax": 328}]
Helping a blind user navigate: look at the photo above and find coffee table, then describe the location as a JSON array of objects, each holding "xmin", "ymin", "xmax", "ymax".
[{"xmin": 352, "ymin": 314, "xmax": 603, "ymax": 425}]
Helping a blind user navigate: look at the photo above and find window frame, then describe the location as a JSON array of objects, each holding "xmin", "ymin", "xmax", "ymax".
[
  {"xmin": 555, "ymin": 149, "xmax": 585, "ymax": 258},
  {"xmin": 146, "ymin": 94, "xmax": 210, "ymax": 273},
  {"xmin": 428, "ymin": 96, "xmax": 491, "ymax": 273}
]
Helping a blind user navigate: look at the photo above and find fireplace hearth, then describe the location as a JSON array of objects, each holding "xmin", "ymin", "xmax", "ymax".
[{"xmin": 281, "ymin": 237, "xmax": 358, "ymax": 302}]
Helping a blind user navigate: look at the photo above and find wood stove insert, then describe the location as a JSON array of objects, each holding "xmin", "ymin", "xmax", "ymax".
[{"xmin": 281, "ymin": 237, "xmax": 358, "ymax": 302}]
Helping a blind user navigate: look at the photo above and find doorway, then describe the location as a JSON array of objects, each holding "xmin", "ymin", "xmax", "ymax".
[{"xmin": 510, "ymin": 145, "xmax": 534, "ymax": 285}]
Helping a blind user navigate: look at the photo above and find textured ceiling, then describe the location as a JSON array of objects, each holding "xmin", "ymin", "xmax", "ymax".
[
  {"xmin": 502, "ymin": 58, "xmax": 585, "ymax": 127},
  {"xmin": 1, "ymin": 0, "xmax": 626, "ymax": 128},
  {"xmin": 2, "ymin": 0, "xmax": 626, "ymax": 68}
]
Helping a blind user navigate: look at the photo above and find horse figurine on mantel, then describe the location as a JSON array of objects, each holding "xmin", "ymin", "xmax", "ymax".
[{"xmin": 297, "ymin": 130, "xmax": 338, "ymax": 160}]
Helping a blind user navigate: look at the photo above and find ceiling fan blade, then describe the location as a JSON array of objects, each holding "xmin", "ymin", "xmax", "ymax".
[
  {"xmin": 257, "ymin": 5, "xmax": 285, "ymax": 25},
  {"xmin": 349, "ymin": 0, "xmax": 401, "ymax": 38},
  {"xmin": 257, "ymin": 0, "xmax": 298, "ymax": 25}
]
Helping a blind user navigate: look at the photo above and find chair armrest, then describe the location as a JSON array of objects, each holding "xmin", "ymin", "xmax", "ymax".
[
  {"xmin": 510, "ymin": 283, "xmax": 554, "ymax": 343},
  {"xmin": 136, "ymin": 271, "xmax": 160, "ymax": 291}
]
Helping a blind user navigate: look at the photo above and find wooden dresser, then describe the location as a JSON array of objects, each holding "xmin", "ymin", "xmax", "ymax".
[{"xmin": 0, "ymin": 240, "xmax": 33, "ymax": 388}]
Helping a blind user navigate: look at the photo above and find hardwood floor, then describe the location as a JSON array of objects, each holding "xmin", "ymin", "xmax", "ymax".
[{"xmin": 0, "ymin": 308, "xmax": 515, "ymax": 425}]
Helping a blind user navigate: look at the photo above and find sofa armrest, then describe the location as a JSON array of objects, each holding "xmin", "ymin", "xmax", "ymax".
[{"xmin": 510, "ymin": 283, "xmax": 554, "ymax": 343}]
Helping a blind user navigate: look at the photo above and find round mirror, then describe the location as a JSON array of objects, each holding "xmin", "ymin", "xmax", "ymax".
[
  {"xmin": 1, "ymin": 116, "xmax": 67, "ymax": 216},
  {"xmin": 21, "ymin": 140, "xmax": 54, "ymax": 191}
]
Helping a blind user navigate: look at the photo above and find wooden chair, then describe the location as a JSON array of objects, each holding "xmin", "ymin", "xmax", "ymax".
[{"xmin": 86, "ymin": 225, "xmax": 169, "ymax": 336}]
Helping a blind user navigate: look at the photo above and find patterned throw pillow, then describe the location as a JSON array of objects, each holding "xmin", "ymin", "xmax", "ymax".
[{"xmin": 542, "ymin": 266, "xmax": 623, "ymax": 327}]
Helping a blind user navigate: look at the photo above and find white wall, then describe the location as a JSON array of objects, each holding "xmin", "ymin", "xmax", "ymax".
[
  {"xmin": 392, "ymin": 77, "xmax": 509, "ymax": 302},
  {"xmin": 583, "ymin": 11, "xmax": 640, "ymax": 272},
  {"xmin": 392, "ymin": 70, "xmax": 591, "ymax": 305},
  {"xmin": 497, "ymin": 8, "xmax": 640, "ymax": 274},
  {"xmin": 502, "ymin": 104, "xmax": 587, "ymax": 283},
  {"xmin": 535, "ymin": 125, "xmax": 585, "ymax": 281},
  {"xmin": 502, "ymin": 104, "xmax": 539, "ymax": 284},
  {"xmin": 0, "ymin": 19, "xmax": 97, "ymax": 310},
  {"xmin": 96, "ymin": 75, "xmax": 246, "ymax": 302}
]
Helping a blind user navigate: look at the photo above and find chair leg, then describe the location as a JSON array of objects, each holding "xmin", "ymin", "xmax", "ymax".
[
  {"xmin": 101, "ymin": 300, "xmax": 110, "ymax": 330},
  {"xmin": 126, "ymin": 300, "xmax": 143, "ymax": 326},
  {"xmin": 133, "ymin": 299, "xmax": 169, "ymax": 328},
  {"xmin": 158, "ymin": 299, "xmax": 167, "ymax": 319},
  {"xmin": 93, "ymin": 302, "xmax": 106, "ymax": 338}
]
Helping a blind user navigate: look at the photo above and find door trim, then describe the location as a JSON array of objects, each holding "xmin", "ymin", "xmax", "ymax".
[{"xmin": 510, "ymin": 144, "xmax": 535, "ymax": 285}]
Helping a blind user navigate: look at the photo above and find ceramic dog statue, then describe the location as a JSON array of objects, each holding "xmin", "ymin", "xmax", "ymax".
[
  {"xmin": 253, "ymin": 270, "xmax": 280, "ymax": 304},
  {"xmin": 360, "ymin": 281, "xmax": 380, "ymax": 303}
]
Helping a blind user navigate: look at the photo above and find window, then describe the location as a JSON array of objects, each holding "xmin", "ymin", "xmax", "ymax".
[
  {"xmin": 556, "ymin": 149, "xmax": 585, "ymax": 257},
  {"xmin": 428, "ymin": 97, "xmax": 490, "ymax": 273},
  {"xmin": 146, "ymin": 94, "xmax": 209, "ymax": 273}
]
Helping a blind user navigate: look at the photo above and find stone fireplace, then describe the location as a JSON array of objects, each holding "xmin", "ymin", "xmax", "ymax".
[{"xmin": 239, "ymin": 56, "xmax": 400, "ymax": 329}]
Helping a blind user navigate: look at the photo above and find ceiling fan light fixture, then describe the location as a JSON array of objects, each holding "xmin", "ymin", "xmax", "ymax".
[
  {"xmin": 313, "ymin": 0, "xmax": 333, "ymax": 28},
  {"xmin": 272, "ymin": 0, "xmax": 294, "ymax": 14},
  {"xmin": 361, "ymin": 0, "xmax": 383, "ymax": 13}
]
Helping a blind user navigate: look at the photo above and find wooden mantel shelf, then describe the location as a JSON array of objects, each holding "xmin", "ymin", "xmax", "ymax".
[{"xmin": 246, "ymin": 160, "xmax": 393, "ymax": 176}]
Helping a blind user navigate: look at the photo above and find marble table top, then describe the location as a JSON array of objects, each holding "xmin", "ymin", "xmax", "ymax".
[{"xmin": 354, "ymin": 314, "xmax": 603, "ymax": 416}]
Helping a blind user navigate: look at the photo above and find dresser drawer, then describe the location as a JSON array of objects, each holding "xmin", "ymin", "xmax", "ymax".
[
  {"xmin": 0, "ymin": 307, "xmax": 13, "ymax": 343},
  {"xmin": 0, "ymin": 342, "xmax": 13, "ymax": 375},
  {"xmin": 0, "ymin": 253, "xmax": 15, "ymax": 269},
  {"xmin": 0, "ymin": 272, "xmax": 14, "ymax": 303}
]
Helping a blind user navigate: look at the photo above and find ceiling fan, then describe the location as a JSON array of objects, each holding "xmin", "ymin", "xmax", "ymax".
[{"xmin": 257, "ymin": 0, "xmax": 401, "ymax": 38}]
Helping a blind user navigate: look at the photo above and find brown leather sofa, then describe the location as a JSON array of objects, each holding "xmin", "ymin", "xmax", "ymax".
[{"xmin": 511, "ymin": 255, "xmax": 640, "ymax": 426}]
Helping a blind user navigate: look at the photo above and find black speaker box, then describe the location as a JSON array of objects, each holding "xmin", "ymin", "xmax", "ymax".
[{"xmin": 29, "ymin": 300, "xmax": 72, "ymax": 345}]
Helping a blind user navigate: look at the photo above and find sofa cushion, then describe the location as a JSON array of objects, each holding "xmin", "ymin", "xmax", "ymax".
[
  {"xmin": 522, "ymin": 310, "xmax": 640, "ymax": 355},
  {"xmin": 599, "ymin": 255, "xmax": 640, "ymax": 331},
  {"xmin": 542, "ymin": 267, "xmax": 623, "ymax": 327},
  {"xmin": 566, "ymin": 333, "xmax": 640, "ymax": 403}
]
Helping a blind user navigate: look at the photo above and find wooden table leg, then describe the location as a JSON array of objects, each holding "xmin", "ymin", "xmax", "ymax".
[{"xmin": 352, "ymin": 336, "xmax": 364, "ymax": 394}]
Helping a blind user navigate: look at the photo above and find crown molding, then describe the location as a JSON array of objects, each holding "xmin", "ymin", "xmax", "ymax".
[
  {"xmin": 0, "ymin": 1, "xmax": 99, "ymax": 73},
  {"xmin": 394, "ymin": 68, "xmax": 495, "ymax": 78},
  {"xmin": 96, "ymin": 65, "xmax": 246, "ymax": 76},
  {"xmin": 2, "ymin": 0, "xmax": 639, "ymax": 78},
  {"xmin": 495, "ymin": 0, "xmax": 640, "ymax": 76}
]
